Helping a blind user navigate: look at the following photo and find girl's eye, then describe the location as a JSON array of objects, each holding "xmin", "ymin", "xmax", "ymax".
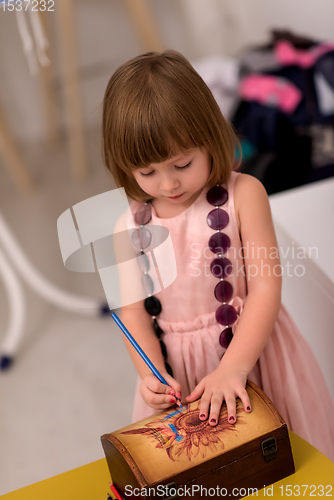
[
  {"xmin": 140, "ymin": 171, "xmax": 154, "ymax": 177},
  {"xmin": 175, "ymin": 161, "xmax": 191, "ymax": 170},
  {"xmin": 139, "ymin": 161, "xmax": 191, "ymax": 176}
]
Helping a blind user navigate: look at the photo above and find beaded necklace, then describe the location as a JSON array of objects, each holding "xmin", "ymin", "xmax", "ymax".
[{"xmin": 132, "ymin": 185, "xmax": 238, "ymax": 374}]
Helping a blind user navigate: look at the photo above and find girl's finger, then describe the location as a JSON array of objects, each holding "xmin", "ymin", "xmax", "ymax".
[
  {"xmin": 237, "ymin": 387, "xmax": 252, "ymax": 413},
  {"xmin": 145, "ymin": 377, "xmax": 173, "ymax": 395},
  {"xmin": 141, "ymin": 386, "xmax": 178, "ymax": 407},
  {"xmin": 185, "ymin": 380, "xmax": 205, "ymax": 403},
  {"xmin": 208, "ymin": 394, "xmax": 224, "ymax": 426},
  {"xmin": 225, "ymin": 393, "xmax": 237, "ymax": 424},
  {"xmin": 198, "ymin": 389, "xmax": 212, "ymax": 421},
  {"xmin": 163, "ymin": 374, "xmax": 182, "ymax": 399}
]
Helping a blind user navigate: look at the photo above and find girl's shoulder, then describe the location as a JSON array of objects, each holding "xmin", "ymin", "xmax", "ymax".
[
  {"xmin": 233, "ymin": 173, "xmax": 270, "ymax": 230},
  {"xmin": 233, "ymin": 172, "xmax": 267, "ymax": 196}
]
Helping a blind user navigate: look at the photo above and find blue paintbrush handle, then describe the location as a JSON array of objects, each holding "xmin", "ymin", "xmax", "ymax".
[{"xmin": 111, "ymin": 312, "xmax": 168, "ymax": 386}]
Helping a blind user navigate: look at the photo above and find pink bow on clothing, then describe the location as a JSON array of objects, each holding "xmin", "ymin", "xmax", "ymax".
[
  {"xmin": 239, "ymin": 74, "xmax": 302, "ymax": 113},
  {"xmin": 275, "ymin": 40, "xmax": 334, "ymax": 68}
]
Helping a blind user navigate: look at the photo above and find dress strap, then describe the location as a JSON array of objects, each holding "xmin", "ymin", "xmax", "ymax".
[
  {"xmin": 226, "ymin": 171, "xmax": 239, "ymax": 207},
  {"xmin": 224, "ymin": 171, "xmax": 240, "ymax": 235}
]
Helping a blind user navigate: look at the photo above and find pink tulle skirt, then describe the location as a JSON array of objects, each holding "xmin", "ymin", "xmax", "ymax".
[{"xmin": 132, "ymin": 304, "xmax": 334, "ymax": 462}]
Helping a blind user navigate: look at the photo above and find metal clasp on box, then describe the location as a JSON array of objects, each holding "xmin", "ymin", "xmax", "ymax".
[
  {"xmin": 163, "ymin": 482, "xmax": 178, "ymax": 499},
  {"xmin": 261, "ymin": 437, "xmax": 277, "ymax": 462}
]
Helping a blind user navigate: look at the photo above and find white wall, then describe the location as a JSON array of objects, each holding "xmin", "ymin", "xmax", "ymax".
[
  {"xmin": 1, "ymin": 0, "xmax": 334, "ymax": 143},
  {"xmin": 0, "ymin": 0, "xmax": 191, "ymax": 143},
  {"xmin": 182, "ymin": 0, "xmax": 334, "ymax": 56}
]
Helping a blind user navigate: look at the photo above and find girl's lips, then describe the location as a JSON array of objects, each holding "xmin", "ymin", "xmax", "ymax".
[{"xmin": 168, "ymin": 193, "xmax": 184, "ymax": 199}]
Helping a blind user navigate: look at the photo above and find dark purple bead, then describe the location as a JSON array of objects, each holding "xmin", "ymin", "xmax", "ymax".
[
  {"xmin": 206, "ymin": 208, "xmax": 229, "ymax": 230},
  {"xmin": 207, "ymin": 185, "xmax": 228, "ymax": 206},
  {"xmin": 165, "ymin": 362, "xmax": 173, "ymax": 377},
  {"xmin": 210, "ymin": 257, "xmax": 232, "ymax": 279},
  {"xmin": 160, "ymin": 340, "xmax": 167, "ymax": 360},
  {"xmin": 142, "ymin": 274, "xmax": 154, "ymax": 295},
  {"xmin": 131, "ymin": 227, "xmax": 151, "ymax": 251},
  {"xmin": 216, "ymin": 305, "xmax": 237, "ymax": 326},
  {"xmin": 219, "ymin": 327, "xmax": 234, "ymax": 348},
  {"xmin": 134, "ymin": 203, "xmax": 152, "ymax": 225},
  {"xmin": 214, "ymin": 280, "xmax": 233, "ymax": 303},
  {"xmin": 144, "ymin": 296, "xmax": 161, "ymax": 316},
  {"xmin": 209, "ymin": 232, "xmax": 231, "ymax": 254},
  {"xmin": 153, "ymin": 318, "xmax": 163, "ymax": 338}
]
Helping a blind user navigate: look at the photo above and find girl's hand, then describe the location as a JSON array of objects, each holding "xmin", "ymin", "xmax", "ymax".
[
  {"xmin": 140, "ymin": 373, "xmax": 182, "ymax": 410},
  {"xmin": 185, "ymin": 365, "xmax": 251, "ymax": 425}
]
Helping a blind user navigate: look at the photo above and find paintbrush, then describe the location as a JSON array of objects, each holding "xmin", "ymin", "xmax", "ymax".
[{"xmin": 111, "ymin": 312, "xmax": 182, "ymax": 407}]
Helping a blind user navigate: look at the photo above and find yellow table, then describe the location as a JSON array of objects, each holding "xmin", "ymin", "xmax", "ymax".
[{"xmin": 1, "ymin": 433, "xmax": 333, "ymax": 499}]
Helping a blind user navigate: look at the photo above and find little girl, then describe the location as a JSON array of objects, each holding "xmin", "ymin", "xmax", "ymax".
[{"xmin": 102, "ymin": 50, "xmax": 334, "ymax": 461}]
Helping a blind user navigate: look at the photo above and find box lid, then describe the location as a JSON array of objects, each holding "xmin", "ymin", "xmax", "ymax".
[{"xmin": 105, "ymin": 381, "xmax": 286, "ymax": 486}]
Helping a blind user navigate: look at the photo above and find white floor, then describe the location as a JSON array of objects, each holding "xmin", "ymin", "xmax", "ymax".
[{"xmin": 0, "ymin": 129, "xmax": 137, "ymax": 496}]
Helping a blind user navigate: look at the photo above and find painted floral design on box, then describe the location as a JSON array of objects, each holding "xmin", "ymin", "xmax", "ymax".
[{"xmin": 121, "ymin": 401, "xmax": 245, "ymax": 461}]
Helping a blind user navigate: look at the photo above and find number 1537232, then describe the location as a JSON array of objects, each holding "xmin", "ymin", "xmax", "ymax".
[
  {"xmin": 279, "ymin": 485, "xmax": 332, "ymax": 496},
  {"xmin": 1, "ymin": 1, "xmax": 54, "ymax": 11}
]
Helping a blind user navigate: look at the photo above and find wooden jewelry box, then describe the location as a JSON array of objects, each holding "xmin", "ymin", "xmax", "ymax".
[{"xmin": 101, "ymin": 381, "xmax": 295, "ymax": 499}]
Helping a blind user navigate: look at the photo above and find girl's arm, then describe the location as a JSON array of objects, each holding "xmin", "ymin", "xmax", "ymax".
[
  {"xmin": 114, "ymin": 212, "xmax": 181, "ymax": 409},
  {"xmin": 186, "ymin": 174, "xmax": 282, "ymax": 424},
  {"xmin": 224, "ymin": 173, "xmax": 282, "ymax": 372}
]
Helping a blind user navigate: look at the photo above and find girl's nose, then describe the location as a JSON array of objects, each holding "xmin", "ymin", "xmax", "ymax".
[{"xmin": 160, "ymin": 175, "xmax": 180, "ymax": 193}]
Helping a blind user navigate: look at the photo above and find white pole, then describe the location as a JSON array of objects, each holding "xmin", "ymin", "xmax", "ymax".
[
  {"xmin": 0, "ymin": 247, "xmax": 25, "ymax": 356},
  {"xmin": 0, "ymin": 212, "xmax": 101, "ymax": 314}
]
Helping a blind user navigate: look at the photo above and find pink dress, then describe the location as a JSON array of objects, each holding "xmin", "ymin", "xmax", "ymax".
[{"xmin": 127, "ymin": 171, "xmax": 334, "ymax": 461}]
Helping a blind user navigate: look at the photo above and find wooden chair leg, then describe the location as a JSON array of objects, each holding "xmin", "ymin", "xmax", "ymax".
[
  {"xmin": 0, "ymin": 107, "xmax": 34, "ymax": 193},
  {"xmin": 36, "ymin": 10, "xmax": 60, "ymax": 145},
  {"xmin": 57, "ymin": 0, "xmax": 87, "ymax": 180},
  {"xmin": 123, "ymin": 0, "xmax": 164, "ymax": 52}
]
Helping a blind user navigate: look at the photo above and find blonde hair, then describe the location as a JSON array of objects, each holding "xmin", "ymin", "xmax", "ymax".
[{"xmin": 102, "ymin": 50, "xmax": 239, "ymax": 201}]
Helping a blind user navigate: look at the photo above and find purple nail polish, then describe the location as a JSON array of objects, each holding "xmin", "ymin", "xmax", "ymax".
[
  {"xmin": 229, "ymin": 416, "xmax": 235, "ymax": 422},
  {"xmin": 210, "ymin": 418, "xmax": 216, "ymax": 423},
  {"xmin": 247, "ymin": 406, "xmax": 251, "ymax": 411},
  {"xmin": 200, "ymin": 414, "xmax": 205, "ymax": 418}
]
